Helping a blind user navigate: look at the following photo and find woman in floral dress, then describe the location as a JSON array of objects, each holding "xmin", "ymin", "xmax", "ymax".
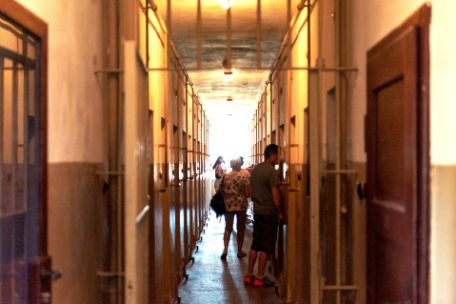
[{"xmin": 220, "ymin": 158, "xmax": 251, "ymax": 259}]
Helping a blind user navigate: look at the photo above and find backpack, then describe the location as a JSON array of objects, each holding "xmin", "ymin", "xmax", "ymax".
[
  {"xmin": 210, "ymin": 176, "xmax": 226, "ymax": 219},
  {"xmin": 210, "ymin": 191, "xmax": 226, "ymax": 219}
]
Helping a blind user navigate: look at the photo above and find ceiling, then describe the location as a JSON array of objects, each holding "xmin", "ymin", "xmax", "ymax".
[{"xmin": 167, "ymin": 0, "xmax": 289, "ymax": 122}]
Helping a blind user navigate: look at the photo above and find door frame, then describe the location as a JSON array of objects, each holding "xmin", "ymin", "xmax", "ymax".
[
  {"xmin": 366, "ymin": 4, "xmax": 430, "ymax": 303},
  {"xmin": 0, "ymin": 0, "xmax": 48, "ymax": 254}
]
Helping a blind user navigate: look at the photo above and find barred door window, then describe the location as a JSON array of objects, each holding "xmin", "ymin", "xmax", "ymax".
[{"xmin": 0, "ymin": 14, "xmax": 42, "ymax": 304}]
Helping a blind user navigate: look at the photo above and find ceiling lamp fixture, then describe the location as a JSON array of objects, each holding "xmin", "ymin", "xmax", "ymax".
[
  {"xmin": 220, "ymin": 0, "xmax": 233, "ymax": 10},
  {"xmin": 222, "ymin": 58, "xmax": 233, "ymax": 81},
  {"xmin": 224, "ymin": 70, "xmax": 233, "ymax": 81}
]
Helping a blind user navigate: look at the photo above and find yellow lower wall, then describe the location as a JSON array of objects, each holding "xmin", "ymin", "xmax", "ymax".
[{"xmin": 48, "ymin": 163, "xmax": 103, "ymax": 304}]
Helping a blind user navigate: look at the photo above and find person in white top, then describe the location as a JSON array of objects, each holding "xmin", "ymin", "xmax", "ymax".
[{"xmin": 212, "ymin": 156, "xmax": 225, "ymax": 191}]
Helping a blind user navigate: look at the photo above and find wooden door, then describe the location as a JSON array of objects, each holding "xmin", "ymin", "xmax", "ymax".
[
  {"xmin": 367, "ymin": 6, "xmax": 430, "ymax": 303},
  {"xmin": 0, "ymin": 2, "xmax": 50, "ymax": 303},
  {"xmin": 147, "ymin": 110, "xmax": 155, "ymax": 304},
  {"xmin": 124, "ymin": 41, "xmax": 150, "ymax": 303}
]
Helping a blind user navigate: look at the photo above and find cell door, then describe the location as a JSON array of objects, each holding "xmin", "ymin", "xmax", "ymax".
[
  {"xmin": 366, "ymin": 6, "xmax": 430, "ymax": 303},
  {"xmin": 0, "ymin": 7, "xmax": 49, "ymax": 304}
]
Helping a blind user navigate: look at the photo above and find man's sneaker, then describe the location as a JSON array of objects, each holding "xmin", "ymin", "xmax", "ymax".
[
  {"xmin": 243, "ymin": 274, "xmax": 254, "ymax": 285},
  {"xmin": 253, "ymin": 276, "xmax": 276, "ymax": 288}
]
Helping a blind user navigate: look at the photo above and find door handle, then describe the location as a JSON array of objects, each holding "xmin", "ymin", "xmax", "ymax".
[
  {"xmin": 41, "ymin": 268, "xmax": 62, "ymax": 282},
  {"xmin": 136, "ymin": 205, "xmax": 150, "ymax": 225},
  {"xmin": 356, "ymin": 182, "xmax": 366, "ymax": 200}
]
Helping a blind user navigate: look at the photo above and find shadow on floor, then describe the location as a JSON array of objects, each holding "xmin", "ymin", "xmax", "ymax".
[{"xmin": 179, "ymin": 212, "xmax": 283, "ymax": 304}]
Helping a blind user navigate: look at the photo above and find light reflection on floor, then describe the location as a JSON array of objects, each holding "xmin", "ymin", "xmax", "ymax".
[{"xmin": 179, "ymin": 211, "xmax": 283, "ymax": 304}]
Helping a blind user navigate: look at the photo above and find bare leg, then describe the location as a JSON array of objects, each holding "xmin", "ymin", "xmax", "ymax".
[
  {"xmin": 236, "ymin": 210, "xmax": 247, "ymax": 253},
  {"xmin": 223, "ymin": 234, "xmax": 230, "ymax": 254},
  {"xmin": 256, "ymin": 251, "xmax": 269, "ymax": 278},
  {"xmin": 223, "ymin": 213, "xmax": 234, "ymax": 255},
  {"xmin": 247, "ymin": 249, "xmax": 258, "ymax": 274}
]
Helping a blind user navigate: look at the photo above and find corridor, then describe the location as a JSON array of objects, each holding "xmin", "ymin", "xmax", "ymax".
[
  {"xmin": 179, "ymin": 212, "xmax": 282, "ymax": 304},
  {"xmin": 1, "ymin": 0, "xmax": 456, "ymax": 303}
]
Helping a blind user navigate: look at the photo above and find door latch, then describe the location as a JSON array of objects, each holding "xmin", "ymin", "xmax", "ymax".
[
  {"xmin": 356, "ymin": 182, "xmax": 366, "ymax": 200},
  {"xmin": 41, "ymin": 268, "xmax": 62, "ymax": 282}
]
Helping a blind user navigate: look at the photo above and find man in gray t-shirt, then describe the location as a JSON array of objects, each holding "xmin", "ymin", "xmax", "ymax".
[
  {"xmin": 244, "ymin": 144, "xmax": 282, "ymax": 288},
  {"xmin": 251, "ymin": 160, "xmax": 280, "ymax": 216}
]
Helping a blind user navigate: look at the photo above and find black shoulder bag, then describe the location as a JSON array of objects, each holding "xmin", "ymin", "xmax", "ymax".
[{"xmin": 210, "ymin": 176, "xmax": 226, "ymax": 219}]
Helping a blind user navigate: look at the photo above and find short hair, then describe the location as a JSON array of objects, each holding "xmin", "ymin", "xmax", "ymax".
[
  {"xmin": 230, "ymin": 158, "xmax": 242, "ymax": 169},
  {"xmin": 264, "ymin": 144, "xmax": 279, "ymax": 159}
]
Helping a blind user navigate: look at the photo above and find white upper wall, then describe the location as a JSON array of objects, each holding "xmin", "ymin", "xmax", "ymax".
[
  {"xmin": 365, "ymin": 0, "xmax": 456, "ymax": 165},
  {"xmin": 430, "ymin": 1, "xmax": 456, "ymax": 165},
  {"xmin": 17, "ymin": 0, "xmax": 454, "ymax": 166},
  {"xmin": 364, "ymin": 0, "xmax": 428, "ymax": 49},
  {"xmin": 350, "ymin": 0, "xmax": 367, "ymax": 163},
  {"xmin": 351, "ymin": 0, "xmax": 428, "ymax": 163},
  {"xmin": 352, "ymin": 0, "xmax": 456, "ymax": 165},
  {"xmin": 16, "ymin": 0, "xmax": 104, "ymax": 163}
]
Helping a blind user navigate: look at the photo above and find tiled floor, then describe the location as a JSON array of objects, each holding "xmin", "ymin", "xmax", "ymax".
[{"xmin": 179, "ymin": 212, "xmax": 283, "ymax": 304}]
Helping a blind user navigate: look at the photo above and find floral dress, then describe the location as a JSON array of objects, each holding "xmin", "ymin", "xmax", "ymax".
[{"xmin": 222, "ymin": 170, "xmax": 250, "ymax": 212}]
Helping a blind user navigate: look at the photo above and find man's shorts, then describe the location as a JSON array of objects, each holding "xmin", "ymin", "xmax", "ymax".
[{"xmin": 251, "ymin": 213, "xmax": 279, "ymax": 255}]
